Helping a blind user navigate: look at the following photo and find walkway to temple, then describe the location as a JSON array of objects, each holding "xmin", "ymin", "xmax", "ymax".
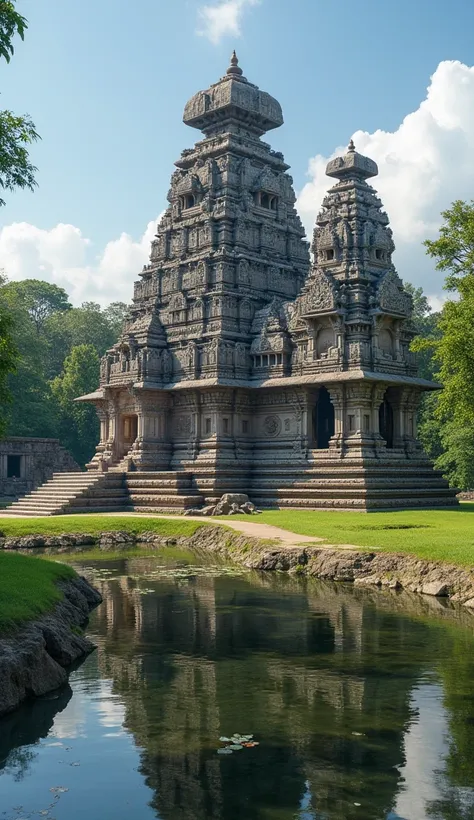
[{"xmin": 99, "ymin": 512, "xmax": 365, "ymax": 551}]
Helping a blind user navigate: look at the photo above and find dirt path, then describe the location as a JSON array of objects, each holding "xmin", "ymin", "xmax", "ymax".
[{"xmin": 101, "ymin": 512, "xmax": 364, "ymax": 551}]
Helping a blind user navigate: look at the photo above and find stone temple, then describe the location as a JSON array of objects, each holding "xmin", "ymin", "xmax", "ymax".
[{"xmin": 7, "ymin": 54, "xmax": 457, "ymax": 516}]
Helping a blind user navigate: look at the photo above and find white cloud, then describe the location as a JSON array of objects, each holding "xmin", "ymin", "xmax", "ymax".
[
  {"xmin": 0, "ymin": 217, "xmax": 159, "ymax": 306},
  {"xmin": 197, "ymin": 0, "xmax": 260, "ymax": 44},
  {"xmin": 297, "ymin": 60, "xmax": 474, "ymax": 305}
]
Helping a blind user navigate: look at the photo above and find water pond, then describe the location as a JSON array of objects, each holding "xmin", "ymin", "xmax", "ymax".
[{"xmin": 1, "ymin": 547, "xmax": 474, "ymax": 820}]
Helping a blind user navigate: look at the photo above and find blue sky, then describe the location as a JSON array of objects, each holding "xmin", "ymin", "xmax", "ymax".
[{"xmin": 1, "ymin": 0, "xmax": 474, "ymax": 305}]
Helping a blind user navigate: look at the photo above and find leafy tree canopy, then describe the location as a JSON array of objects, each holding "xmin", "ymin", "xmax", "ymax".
[
  {"xmin": 51, "ymin": 344, "xmax": 100, "ymax": 466},
  {"xmin": 0, "ymin": 304, "xmax": 17, "ymax": 437},
  {"xmin": 418, "ymin": 200, "xmax": 474, "ymax": 490},
  {"xmin": 0, "ymin": 1, "xmax": 27, "ymax": 63},
  {"xmin": 0, "ymin": 1, "xmax": 39, "ymax": 206},
  {"xmin": 1, "ymin": 278, "xmax": 71, "ymax": 333},
  {"xmin": 425, "ymin": 200, "xmax": 474, "ymax": 290}
]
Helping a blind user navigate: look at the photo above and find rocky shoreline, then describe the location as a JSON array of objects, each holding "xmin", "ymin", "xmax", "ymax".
[
  {"xmin": 0, "ymin": 576, "xmax": 102, "ymax": 718},
  {"xmin": 3, "ymin": 525, "xmax": 474, "ymax": 609}
]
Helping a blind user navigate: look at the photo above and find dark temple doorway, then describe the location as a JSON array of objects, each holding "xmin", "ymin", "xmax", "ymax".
[
  {"xmin": 313, "ymin": 387, "xmax": 335, "ymax": 449},
  {"xmin": 379, "ymin": 398, "xmax": 394, "ymax": 449}
]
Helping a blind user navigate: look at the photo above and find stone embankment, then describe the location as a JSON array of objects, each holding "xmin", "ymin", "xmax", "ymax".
[
  {"xmin": 3, "ymin": 525, "xmax": 474, "ymax": 609},
  {"xmin": 0, "ymin": 576, "xmax": 102, "ymax": 717}
]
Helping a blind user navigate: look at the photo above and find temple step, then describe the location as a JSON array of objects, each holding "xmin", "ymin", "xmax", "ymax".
[{"xmin": 3, "ymin": 472, "xmax": 129, "ymax": 517}]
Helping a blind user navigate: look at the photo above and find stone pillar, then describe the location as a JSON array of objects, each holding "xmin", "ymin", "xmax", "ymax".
[
  {"xmin": 327, "ymin": 385, "xmax": 344, "ymax": 453},
  {"xmin": 132, "ymin": 392, "xmax": 172, "ymax": 471},
  {"xmin": 87, "ymin": 399, "xmax": 116, "ymax": 471},
  {"xmin": 386, "ymin": 386, "xmax": 405, "ymax": 450},
  {"xmin": 372, "ymin": 383, "xmax": 389, "ymax": 456},
  {"xmin": 403, "ymin": 388, "xmax": 423, "ymax": 456},
  {"xmin": 343, "ymin": 382, "xmax": 379, "ymax": 457}
]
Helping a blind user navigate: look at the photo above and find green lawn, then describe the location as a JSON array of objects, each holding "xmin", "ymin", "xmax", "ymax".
[
  {"xmin": 1, "ymin": 508, "xmax": 474, "ymax": 567},
  {"xmin": 227, "ymin": 506, "xmax": 474, "ymax": 566},
  {"xmin": 0, "ymin": 514, "xmax": 203, "ymax": 539},
  {"xmin": 0, "ymin": 551, "xmax": 75, "ymax": 633}
]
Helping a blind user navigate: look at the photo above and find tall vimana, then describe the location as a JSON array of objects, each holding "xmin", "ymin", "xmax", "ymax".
[{"xmin": 8, "ymin": 54, "xmax": 457, "ymax": 515}]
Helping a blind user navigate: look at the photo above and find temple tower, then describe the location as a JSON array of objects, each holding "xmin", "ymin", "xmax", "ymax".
[{"xmin": 69, "ymin": 57, "xmax": 456, "ymax": 511}]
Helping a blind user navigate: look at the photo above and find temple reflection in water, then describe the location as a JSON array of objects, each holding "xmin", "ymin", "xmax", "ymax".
[{"xmin": 74, "ymin": 561, "xmax": 474, "ymax": 820}]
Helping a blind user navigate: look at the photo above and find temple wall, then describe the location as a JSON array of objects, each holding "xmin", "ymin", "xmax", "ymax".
[{"xmin": 0, "ymin": 438, "xmax": 79, "ymax": 501}]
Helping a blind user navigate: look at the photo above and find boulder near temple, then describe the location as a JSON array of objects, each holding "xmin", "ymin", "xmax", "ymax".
[{"xmin": 7, "ymin": 54, "xmax": 457, "ymax": 516}]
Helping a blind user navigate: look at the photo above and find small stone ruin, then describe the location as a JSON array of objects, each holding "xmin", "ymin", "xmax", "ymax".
[{"xmin": 184, "ymin": 493, "xmax": 261, "ymax": 517}]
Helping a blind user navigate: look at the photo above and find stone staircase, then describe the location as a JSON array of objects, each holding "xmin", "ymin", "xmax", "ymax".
[
  {"xmin": 251, "ymin": 458, "xmax": 458, "ymax": 510},
  {"xmin": 3, "ymin": 472, "xmax": 130, "ymax": 517},
  {"xmin": 3, "ymin": 470, "xmax": 204, "ymax": 516},
  {"xmin": 3, "ymin": 457, "xmax": 457, "ymax": 516}
]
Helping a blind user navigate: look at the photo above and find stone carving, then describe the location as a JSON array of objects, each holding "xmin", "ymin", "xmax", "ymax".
[
  {"xmin": 71, "ymin": 57, "xmax": 455, "ymax": 513},
  {"xmin": 377, "ymin": 270, "xmax": 412, "ymax": 316},
  {"xmin": 262, "ymin": 415, "xmax": 281, "ymax": 437},
  {"xmin": 299, "ymin": 272, "xmax": 337, "ymax": 315},
  {"xmin": 176, "ymin": 415, "xmax": 192, "ymax": 436}
]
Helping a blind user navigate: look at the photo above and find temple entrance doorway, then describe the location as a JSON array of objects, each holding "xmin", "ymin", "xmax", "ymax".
[
  {"xmin": 379, "ymin": 396, "xmax": 394, "ymax": 449},
  {"xmin": 121, "ymin": 414, "xmax": 138, "ymax": 457},
  {"xmin": 313, "ymin": 387, "xmax": 335, "ymax": 449}
]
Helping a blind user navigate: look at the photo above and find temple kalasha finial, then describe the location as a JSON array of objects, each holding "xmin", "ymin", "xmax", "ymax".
[
  {"xmin": 227, "ymin": 50, "xmax": 243, "ymax": 77},
  {"xmin": 348, "ymin": 138, "xmax": 356, "ymax": 152}
]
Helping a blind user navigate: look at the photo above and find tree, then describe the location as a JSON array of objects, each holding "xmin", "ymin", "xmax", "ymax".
[
  {"xmin": 0, "ymin": 303, "xmax": 17, "ymax": 437},
  {"xmin": 0, "ymin": 277, "xmax": 59, "ymax": 436},
  {"xmin": 0, "ymin": 1, "xmax": 27, "ymax": 63},
  {"xmin": 50, "ymin": 344, "xmax": 100, "ymax": 466},
  {"xmin": 0, "ymin": 2, "xmax": 40, "ymax": 206},
  {"xmin": 404, "ymin": 281, "xmax": 440, "ymax": 381},
  {"xmin": 418, "ymin": 201, "xmax": 474, "ymax": 490},
  {"xmin": 425, "ymin": 200, "xmax": 474, "ymax": 289},
  {"xmin": 102, "ymin": 301, "xmax": 129, "ymax": 338},
  {"xmin": 1, "ymin": 279, "xmax": 71, "ymax": 334}
]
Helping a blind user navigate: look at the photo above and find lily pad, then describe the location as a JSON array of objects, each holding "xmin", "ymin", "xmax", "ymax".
[
  {"xmin": 219, "ymin": 736, "xmax": 231, "ymax": 742},
  {"xmin": 217, "ymin": 748, "xmax": 233, "ymax": 755},
  {"xmin": 229, "ymin": 744, "xmax": 243, "ymax": 750}
]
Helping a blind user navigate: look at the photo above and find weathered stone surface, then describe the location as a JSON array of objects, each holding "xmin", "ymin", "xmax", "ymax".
[
  {"xmin": 98, "ymin": 531, "xmax": 134, "ymax": 549},
  {"xmin": 1, "ymin": 533, "xmax": 96, "ymax": 550},
  {"xmin": 421, "ymin": 581, "xmax": 449, "ymax": 597},
  {"xmin": 0, "ymin": 576, "xmax": 102, "ymax": 717},
  {"xmin": 0, "ymin": 436, "xmax": 79, "ymax": 502}
]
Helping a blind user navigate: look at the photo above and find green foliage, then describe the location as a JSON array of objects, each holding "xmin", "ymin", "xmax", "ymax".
[
  {"xmin": 46, "ymin": 301, "xmax": 126, "ymax": 375},
  {"xmin": 419, "ymin": 201, "xmax": 474, "ymax": 490},
  {"xmin": 0, "ymin": 2, "xmax": 39, "ymax": 207},
  {"xmin": 0, "ymin": 551, "xmax": 74, "ymax": 632},
  {"xmin": 2, "ymin": 278, "xmax": 71, "ymax": 333},
  {"xmin": 0, "ymin": 1, "xmax": 27, "ymax": 64},
  {"xmin": 0, "ymin": 302, "xmax": 17, "ymax": 436},
  {"xmin": 50, "ymin": 344, "xmax": 100, "ymax": 465},
  {"xmin": 404, "ymin": 281, "xmax": 441, "ymax": 381},
  {"xmin": 425, "ymin": 200, "xmax": 474, "ymax": 289},
  {"xmin": 0, "ymin": 277, "xmax": 128, "ymax": 464},
  {"xmin": 0, "ymin": 110, "xmax": 39, "ymax": 205}
]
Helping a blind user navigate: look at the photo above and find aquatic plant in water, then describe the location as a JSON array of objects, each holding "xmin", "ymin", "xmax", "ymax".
[{"xmin": 217, "ymin": 734, "xmax": 259, "ymax": 754}]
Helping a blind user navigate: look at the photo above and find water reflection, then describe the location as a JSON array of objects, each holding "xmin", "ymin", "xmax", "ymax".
[{"xmin": 1, "ymin": 553, "xmax": 474, "ymax": 820}]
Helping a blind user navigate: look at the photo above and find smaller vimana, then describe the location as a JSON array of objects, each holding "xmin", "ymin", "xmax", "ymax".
[{"xmin": 8, "ymin": 53, "xmax": 457, "ymax": 515}]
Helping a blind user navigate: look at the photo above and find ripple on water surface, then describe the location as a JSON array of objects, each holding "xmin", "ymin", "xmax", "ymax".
[{"xmin": 1, "ymin": 548, "xmax": 474, "ymax": 820}]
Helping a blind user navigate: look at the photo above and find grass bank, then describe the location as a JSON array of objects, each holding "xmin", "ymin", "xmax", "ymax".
[
  {"xmin": 0, "ymin": 514, "xmax": 203, "ymax": 539},
  {"xmin": 0, "ymin": 552, "xmax": 74, "ymax": 632},
  {"xmin": 226, "ymin": 506, "xmax": 474, "ymax": 566},
  {"xmin": 1, "ymin": 508, "xmax": 474, "ymax": 567}
]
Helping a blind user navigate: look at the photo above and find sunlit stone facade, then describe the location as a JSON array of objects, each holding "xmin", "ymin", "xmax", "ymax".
[{"xmin": 79, "ymin": 55, "xmax": 456, "ymax": 510}]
